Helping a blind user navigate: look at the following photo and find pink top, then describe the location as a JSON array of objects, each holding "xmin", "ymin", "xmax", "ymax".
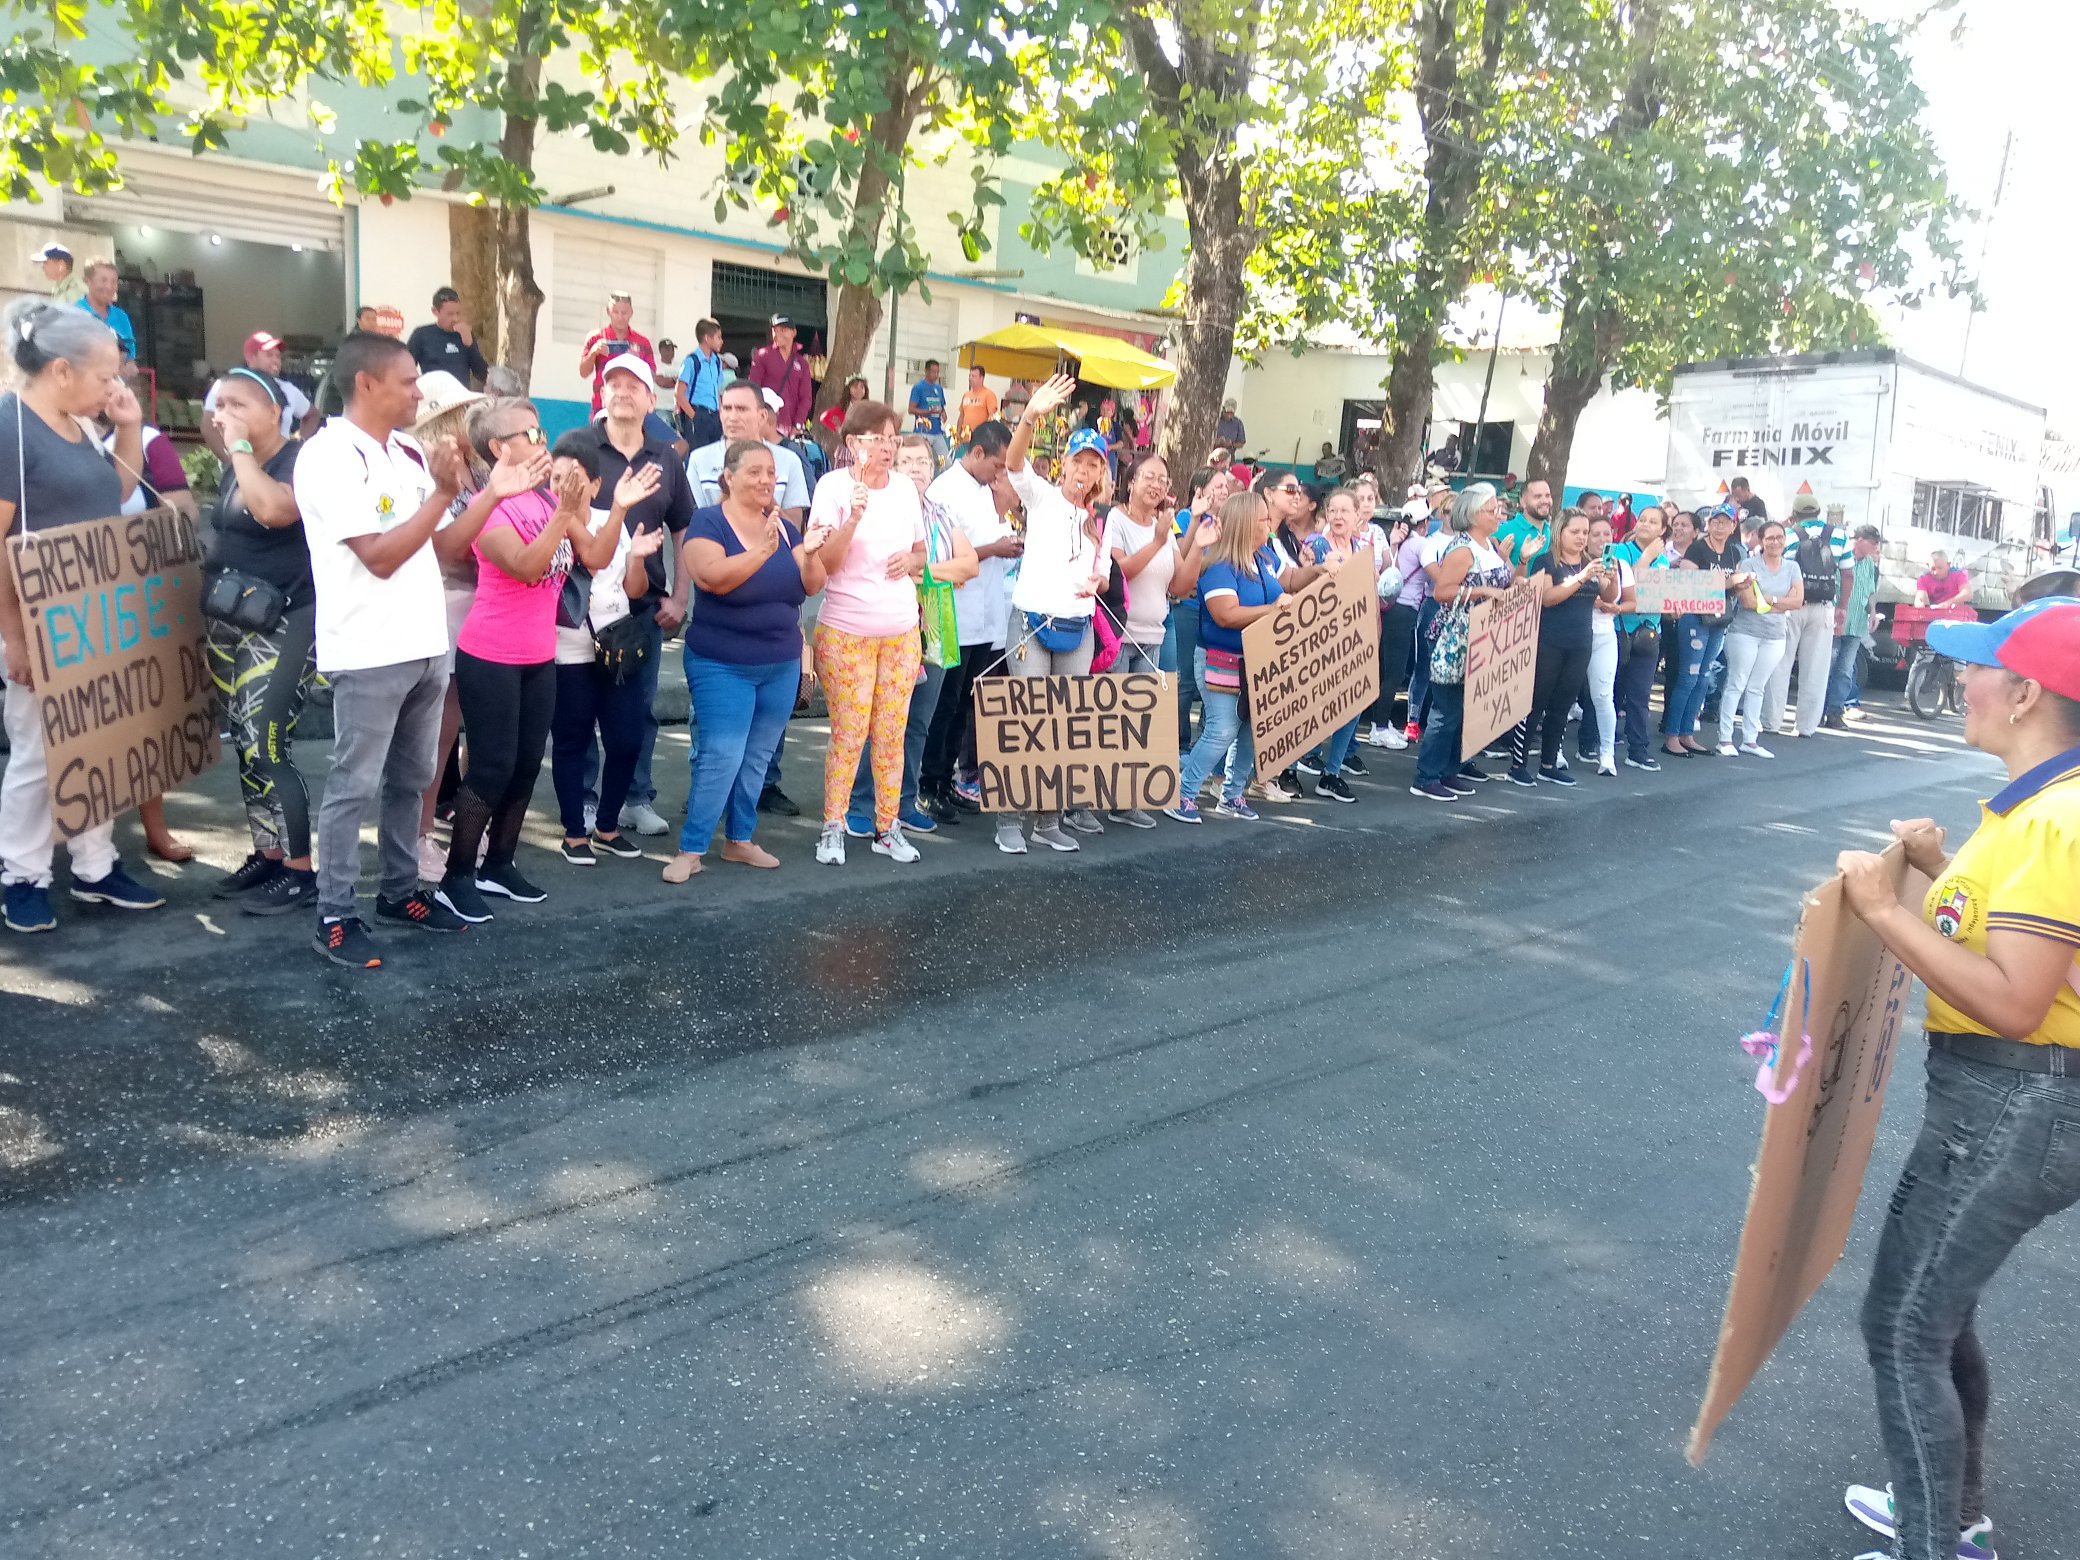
[
  {"xmin": 457, "ymin": 489, "xmax": 570, "ymax": 665},
  {"xmin": 810, "ymin": 469, "xmax": 926, "ymax": 637},
  {"xmin": 1917, "ymin": 568, "xmax": 1966, "ymax": 605}
]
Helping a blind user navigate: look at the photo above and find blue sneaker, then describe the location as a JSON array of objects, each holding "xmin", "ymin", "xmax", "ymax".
[
  {"xmin": 897, "ymin": 804, "xmax": 938, "ymax": 834},
  {"xmin": 3, "ymin": 881, "xmax": 56, "ymax": 933},
  {"xmin": 1162, "ymin": 799, "xmax": 1202, "ymax": 825},
  {"xmin": 843, "ymin": 812, "xmax": 875, "ymax": 839},
  {"xmin": 69, "ymin": 862, "xmax": 165, "ymax": 911},
  {"xmin": 1213, "ymin": 797, "xmax": 1261, "ymax": 821}
]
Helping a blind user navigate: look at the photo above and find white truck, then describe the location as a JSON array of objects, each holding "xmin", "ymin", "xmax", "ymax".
[{"xmin": 1664, "ymin": 349, "xmax": 2050, "ymax": 613}]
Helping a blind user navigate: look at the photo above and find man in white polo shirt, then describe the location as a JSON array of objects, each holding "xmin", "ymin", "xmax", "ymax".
[
  {"xmin": 295, "ymin": 330, "xmax": 473, "ymax": 968},
  {"xmin": 686, "ymin": 378, "xmax": 809, "ymax": 519},
  {"xmin": 919, "ymin": 419, "xmax": 1018, "ymax": 820}
]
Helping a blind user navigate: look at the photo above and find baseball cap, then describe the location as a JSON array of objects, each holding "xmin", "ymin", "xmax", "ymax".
[
  {"xmin": 1927, "ymin": 597, "xmax": 2080, "ymax": 701},
  {"xmin": 600, "ymin": 349, "xmax": 655, "ymax": 385},
  {"xmin": 32, "ymin": 242, "xmax": 72, "ymax": 264},
  {"xmin": 1791, "ymin": 493, "xmax": 1822, "ymax": 517},
  {"xmin": 769, "ymin": 313, "xmax": 793, "ymax": 328},
  {"xmin": 1426, "ymin": 479, "xmax": 1451, "ymax": 496},
  {"xmin": 244, "ymin": 331, "xmax": 284, "ymax": 356},
  {"xmin": 1065, "ymin": 428, "xmax": 1108, "ymax": 461}
]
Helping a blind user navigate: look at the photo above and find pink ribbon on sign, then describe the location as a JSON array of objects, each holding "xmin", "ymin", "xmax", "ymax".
[{"xmin": 1738, "ymin": 958, "xmax": 1814, "ymax": 1105}]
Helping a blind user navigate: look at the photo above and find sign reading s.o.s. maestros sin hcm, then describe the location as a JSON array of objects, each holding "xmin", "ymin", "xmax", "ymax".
[
  {"xmin": 1243, "ymin": 553, "xmax": 1381, "ymax": 777},
  {"xmin": 972, "ymin": 672, "xmax": 1179, "ymax": 813},
  {"xmin": 7, "ymin": 508, "xmax": 220, "ymax": 838}
]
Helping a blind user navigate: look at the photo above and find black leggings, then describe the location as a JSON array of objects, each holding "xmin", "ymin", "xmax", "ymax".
[
  {"xmin": 449, "ymin": 651, "xmax": 555, "ymax": 873},
  {"xmin": 207, "ymin": 602, "xmax": 319, "ymax": 858},
  {"xmin": 1371, "ymin": 601, "xmax": 1419, "ymax": 725},
  {"xmin": 1512, "ymin": 639, "xmax": 1592, "ymax": 772}
]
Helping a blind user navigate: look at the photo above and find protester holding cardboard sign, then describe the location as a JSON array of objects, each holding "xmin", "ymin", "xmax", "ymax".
[
  {"xmin": 1166, "ymin": 491, "xmax": 1279, "ymax": 825},
  {"xmin": 1827, "ymin": 598, "xmax": 2080, "ymax": 1560},
  {"xmin": 999, "ymin": 372, "xmax": 1111, "ymax": 854},
  {"xmin": 1409, "ymin": 484, "xmax": 1516, "ymax": 801},
  {"xmin": 0, "ymin": 296, "xmax": 168, "ymax": 934}
]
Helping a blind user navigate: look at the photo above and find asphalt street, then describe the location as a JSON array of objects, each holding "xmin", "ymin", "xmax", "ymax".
[{"xmin": 3, "ymin": 699, "xmax": 2076, "ymax": 1559}]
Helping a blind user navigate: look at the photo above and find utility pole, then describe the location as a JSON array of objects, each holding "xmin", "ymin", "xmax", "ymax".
[
  {"xmin": 1472, "ymin": 294, "xmax": 1508, "ymax": 475},
  {"xmin": 1958, "ymin": 128, "xmax": 2011, "ymax": 379}
]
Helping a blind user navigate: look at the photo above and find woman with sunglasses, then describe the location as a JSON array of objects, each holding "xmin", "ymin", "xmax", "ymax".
[
  {"xmin": 436, "ymin": 422, "xmax": 629, "ymax": 923},
  {"xmin": 809, "ymin": 398, "xmax": 929, "ymax": 866},
  {"xmin": 992, "ymin": 373, "xmax": 1113, "ymax": 853}
]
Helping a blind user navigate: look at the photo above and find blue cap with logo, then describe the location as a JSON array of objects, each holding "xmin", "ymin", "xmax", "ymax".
[
  {"xmin": 1928, "ymin": 597, "xmax": 2080, "ymax": 701},
  {"xmin": 1065, "ymin": 428, "xmax": 1108, "ymax": 461}
]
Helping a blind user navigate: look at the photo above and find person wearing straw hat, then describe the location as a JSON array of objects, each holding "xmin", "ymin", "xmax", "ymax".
[{"xmin": 1833, "ymin": 595, "xmax": 2080, "ymax": 1560}]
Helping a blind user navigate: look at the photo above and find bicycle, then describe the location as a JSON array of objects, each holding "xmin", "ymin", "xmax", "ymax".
[{"xmin": 1904, "ymin": 642, "xmax": 1960, "ymax": 720}]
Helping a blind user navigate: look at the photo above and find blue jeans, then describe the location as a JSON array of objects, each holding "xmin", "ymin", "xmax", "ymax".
[
  {"xmin": 1827, "ymin": 634, "xmax": 1866, "ymax": 714},
  {"xmin": 678, "ymin": 652, "xmax": 798, "ymax": 853},
  {"xmin": 1159, "ymin": 615, "xmax": 1178, "ymax": 675},
  {"xmin": 1173, "ymin": 598, "xmax": 1203, "ymax": 748},
  {"xmin": 1177, "ymin": 649, "xmax": 1252, "ymax": 805},
  {"xmin": 1662, "ymin": 616, "xmax": 1726, "ymax": 738},
  {"xmin": 580, "ymin": 615, "xmax": 664, "ymax": 809},
  {"xmin": 1412, "ymin": 680, "xmax": 1465, "ymax": 786},
  {"xmin": 850, "ymin": 660, "xmax": 944, "ymax": 822},
  {"xmin": 1321, "ymin": 714, "xmax": 1360, "ymax": 777},
  {"xmin": 1862, "ymin": 1043, "xmax": 2080, "ymax": 1559},
  {"xmin": 1407, "ymin": 597, "xmax": 1442, "ymax": 727},
  {"xmin": 550, "ymin": 661, "xmax": 650, "ymax": 839}
]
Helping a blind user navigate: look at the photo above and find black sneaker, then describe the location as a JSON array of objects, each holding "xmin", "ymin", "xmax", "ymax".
[
  {"xmin": 433, "ymin": 872, "xmax": 494, "ymax": 924},
  {"xmin": 477, "ymin": 861, "xmax": 546, "ymax": 902},
  {"xmin": 215, "ymin": 851, "xmax": 282, "ymax": 899},
  {"xmin": 1294, "ymin": 756, "xmax": 1324, "ymax": 778},
  {"xmin": 1316, "ymin": 773, "xmax": 1358, "ymax": 804},
  {"xmin": 561, "ymin": 838, "xmax": 596, "ymax": 866},
  {"xmin": 1442, "ymin": 773, "xmax": 1479, "ymax": 795},
  {"xmin": 1539, "ymin": 765, "xmax": 1578, "ymax": 787},
  {"xmin": 379, "ymin": 888, "xmax": 469, "ymax": 932},
  {"xmin": 757, "ymin": 784, "xmax": 801, "ymax": 817},
  {"xmin": 243, "ymin": 867, "xmax": 316, "ymax": 917},
  {"xmin": 313, "ymin": 916, "xmax": 383, "ymax": 968},
  {"xmin": 588, "ymin": 831, "xmax": 644, "ymax": 860},
  {"xmin": 1457, "ymin": 764, "xmax": 1491, "ymax": 782},
  {"xmin": 1507, "ymin": 768, "xmax": 1540, "ymax": 788},
  {"xmin": 1342, "ymin": 753, "xmax": 1368, "ymax": 777}
]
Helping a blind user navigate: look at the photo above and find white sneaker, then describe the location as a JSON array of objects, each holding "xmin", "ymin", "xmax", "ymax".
[
  {"xmin": 621, "ymin": 802, "xmax": 669, "ymax": 836},
  {"xmin": 1030, "ymin": 824, "xmax": 1080, "ymax": 852},
  {"xmin": 1715, "ymin": 742, "xmax": 1739, "ymax": 757},
  {"xmin": 1739, "ymin": 742, "xmax": 1775, "ymax": 759},
  {"xmin": 872, "ymin": 824, "xmax": 920, "ymax": 863},
  {"xmin": 995, "ymin": 825, "xmax": 1028, "ymax": 855},
  {"xmin": 815, "ymin": 822, "xmax": 846, "ymax": 864},
  {"xmin": 1844, "ymin": 1481, "xmax": 1997, "ymax": 1558},
  {"xmin": 1369, "ymin": 726, "xmax": 1408, "ymax": 750}
]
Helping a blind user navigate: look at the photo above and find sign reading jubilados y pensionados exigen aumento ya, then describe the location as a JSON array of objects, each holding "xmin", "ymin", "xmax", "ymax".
[{"xmin": 6, "ymin": 507, "xmax": 220, "ymax": 838}]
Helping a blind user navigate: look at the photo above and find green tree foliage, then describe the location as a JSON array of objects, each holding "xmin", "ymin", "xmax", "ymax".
[{"xmin": 1514, "ymin": 0, "xmax": 1962, "ymax": 487}]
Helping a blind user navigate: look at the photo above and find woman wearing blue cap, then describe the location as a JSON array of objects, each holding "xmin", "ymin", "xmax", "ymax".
[
  {"xmin": 998, "ymin": 373, "xmax": 1113, "ymax": 854},
  {"xmin": 1832, "ymin": 595, "xmax": 2080, "ymax": 1560}
]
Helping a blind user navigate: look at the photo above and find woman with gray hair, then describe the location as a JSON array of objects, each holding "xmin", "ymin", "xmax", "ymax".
[
  {"xmin": 0, "ymin": 297, "xmax": 165, "ymax": 932},
  {"xmin": 1409, "ymin": 483, "xmax": 1517, "ymax": 801}
]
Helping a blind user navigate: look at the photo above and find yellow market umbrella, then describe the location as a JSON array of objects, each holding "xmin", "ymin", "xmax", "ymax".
[{"xmin": 957, "ymin": 323, "xmax": 1176, "ymax": 391}]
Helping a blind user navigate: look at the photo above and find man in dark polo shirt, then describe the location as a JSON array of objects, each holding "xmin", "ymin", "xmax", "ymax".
[{"xmin": 565, "ymin": 353, "xmax": 696, "ymax": 834}]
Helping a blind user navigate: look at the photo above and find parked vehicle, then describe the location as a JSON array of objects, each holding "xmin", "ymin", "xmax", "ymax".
[{"xmin": 1665, "ymin": 350, "xmax": 2048, "ymax": 617}]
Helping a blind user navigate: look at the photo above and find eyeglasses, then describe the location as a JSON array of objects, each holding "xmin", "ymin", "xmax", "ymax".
[
  {"xmin": 1274, "ymin": 483, "xmax": 1303, "ymax": 494},
  {"xmin": 850, "ymin": 433, "xmax": 897, "ymax": 447},
  {"xmin": 499, "ymin": 425, "xmax": 546, "ymax": 445}
]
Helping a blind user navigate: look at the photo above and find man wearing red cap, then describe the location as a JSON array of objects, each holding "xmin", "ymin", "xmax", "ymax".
[{"xmin": 202, "ymin": 331, "xmax": 316, "ymax": 455}]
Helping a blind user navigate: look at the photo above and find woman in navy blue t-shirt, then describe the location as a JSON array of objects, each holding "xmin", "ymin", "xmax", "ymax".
[
  {"xmin": 662, "ymin": 441, "xmax": 829, "ymax": 882},
  {"xmin": 1165, "ymin": 491, "xmax": 1281, "ymax": 825}
]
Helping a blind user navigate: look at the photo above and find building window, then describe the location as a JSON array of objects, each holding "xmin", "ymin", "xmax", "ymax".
[
  {"xmin": 1075, "ymin": 225, "xmax": 1140, "ymax": 283},
  {"xmin": 1912, "ymin": 480, "xmax": 2002, "ymax": 541}
]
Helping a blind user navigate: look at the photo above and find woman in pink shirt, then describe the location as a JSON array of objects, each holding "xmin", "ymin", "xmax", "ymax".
[
  {"xmin": 438, "ymin": 427, "xmax": 634, "ymax": 922},
  {"xmin": 808, "ymin": 398, "xmax": 928, "ymax": 866}
]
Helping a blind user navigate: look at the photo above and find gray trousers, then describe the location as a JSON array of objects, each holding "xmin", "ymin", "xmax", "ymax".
[
  {"xmin": 316, "ymin": 657, "xmax": 447, "ymax": 919},
  {"xmin": 1000, "ymin": 606, "xmax": 1094, "ymax": 836}
]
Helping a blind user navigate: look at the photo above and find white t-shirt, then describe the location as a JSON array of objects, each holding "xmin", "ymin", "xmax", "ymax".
[
  {"xmin": 554, "ymin": 506, "xmax": 635, "ymax": 665},
  {"xmin": 294, "ymin": 417, "xmax": 446, "ymax": 673},
  {"xmin": 1009, "ymin": 464, "xmax": 1109, "ymax": 620},
  {"xmin": 1102, "ymin": 505, "xmax": 1177, "ymax": 645},
  {"xmin": 1418, "ymin": 530, "xmax": 1459, "ymax": 569},
  {"xmin": 686, "ymin": 438, "xmax": 810, "ymax": 512},
  {"xmin": 928, "ymin": 462, "xmax": 1012, "ymax": 649},
  {"xmin": 204, "ymin": 375, "xmax": 311, "ymax": 437}
]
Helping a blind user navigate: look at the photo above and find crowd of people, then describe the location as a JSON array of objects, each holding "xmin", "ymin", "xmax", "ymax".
[{"xmin": 0, "ymin": 277, "xmax": 2036, "ymax": 970}]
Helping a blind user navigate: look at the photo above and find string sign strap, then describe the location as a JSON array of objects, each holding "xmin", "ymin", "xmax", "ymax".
[{"xmin": 1738, "ymin": 957, "xmax": 1814, "ymax": 1106}]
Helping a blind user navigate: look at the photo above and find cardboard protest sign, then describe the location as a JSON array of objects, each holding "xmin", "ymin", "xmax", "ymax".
[
  {"xmin": 1687, "ymin": 844, "xmax": 1926, "ymax": 1463},
  {"xmin": 972, "ymin": 671, "xmax": 1179, "ymax": 813},
  {"xmin": 1460, "ymin": 581, "xmax": 1542, "ymax": 761},
  {"xmin": 1243, "ymin": 553, "xmax": 1380, "ymax": 776},
  {"xmin": 6, "ymin": 507, "xmax": 220, "ymax": 838},
  {"xmin": 1634, "ymin": 569, "xmax": 1727, "ymax": 618}
]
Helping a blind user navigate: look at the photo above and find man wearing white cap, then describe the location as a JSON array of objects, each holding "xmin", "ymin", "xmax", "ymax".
[
  {"xmin": 32, "ymin": 242, "xmax": 82, "ymax": 305},
  {"xmin": 202, "ymin": 331, "xmax": 316, "ymax": 453}
]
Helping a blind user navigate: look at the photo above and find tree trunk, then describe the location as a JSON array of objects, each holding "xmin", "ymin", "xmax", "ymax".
[
  {"xmin": 814, "ymin": 58, "xmax": 925, "ymax": 418},
  {"xmin": 1523, "ymin": 318, "xmax": 1610, "ymax": 490},
  {"xmin": 491, "ymin": 54, "xmax": 545, "ymax": 390},
  {"xmin": 1376, "ymin": 0, "xmax": 1512, "ymax": 492},
  {"xmin": 448, "ymin": 203, "xmax": 502, "ymax": 366},
  {"xmin": 1156, "ymin": 147, "xmax": 1247, "ymax": 478}
]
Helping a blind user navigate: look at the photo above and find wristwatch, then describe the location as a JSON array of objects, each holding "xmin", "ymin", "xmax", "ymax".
[{"xmin": 228, "ymin": 439, "xmax": 254, "ymax": 455}]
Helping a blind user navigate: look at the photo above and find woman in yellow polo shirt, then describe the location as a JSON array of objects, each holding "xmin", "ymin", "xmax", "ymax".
[{"xmin": 1833, "ymin": 595, "xmax": 2080, "ymax": 1560}]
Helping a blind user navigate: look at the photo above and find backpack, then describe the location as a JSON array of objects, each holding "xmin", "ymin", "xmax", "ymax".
[{"xmin": 1795, "ymin": 526, "xmax": 1839, "ymax": 604}]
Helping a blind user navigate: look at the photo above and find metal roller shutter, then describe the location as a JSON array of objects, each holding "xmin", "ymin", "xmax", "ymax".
[{"xmin": 64, "ymin": 150, "xmax": 348, "ymax": 252}]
